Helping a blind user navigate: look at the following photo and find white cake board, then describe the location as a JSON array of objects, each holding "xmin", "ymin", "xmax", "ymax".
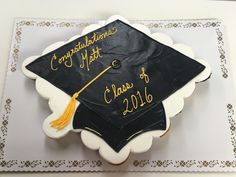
[{"xmin": 0, "ymin": 18, "xmax": 235, "ymax": 172}]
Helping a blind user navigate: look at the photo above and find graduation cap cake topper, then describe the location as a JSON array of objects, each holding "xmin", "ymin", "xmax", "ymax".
[{"xmin": 22, "ymin": 15, "xmax": 211, "ymax": 164}]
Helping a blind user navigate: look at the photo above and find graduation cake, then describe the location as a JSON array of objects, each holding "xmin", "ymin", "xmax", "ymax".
[{"xmin": 22, "ymin": 15, "xmax": 211, "ymax": 164}]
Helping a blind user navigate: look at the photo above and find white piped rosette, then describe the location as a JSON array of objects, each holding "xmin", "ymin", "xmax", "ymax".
[{"xmin": 22, "ymin": 15, "xmax": 211, "ymax": 164}]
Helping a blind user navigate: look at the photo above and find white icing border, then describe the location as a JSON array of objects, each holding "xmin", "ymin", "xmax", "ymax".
[{"xmin": 22, "ymin": 15, "xmax": 211, "ymax": 164}]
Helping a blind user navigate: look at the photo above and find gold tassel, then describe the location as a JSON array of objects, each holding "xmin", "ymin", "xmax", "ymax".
[
  {"xmin": 50, "ymin": 93, "xmax": 78, "ymax": 130},
  {"xmin": 50, "ymin": 65, "xmax": 112, "ymax": 131}
]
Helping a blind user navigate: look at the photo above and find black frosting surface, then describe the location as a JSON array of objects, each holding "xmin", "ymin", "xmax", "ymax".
[{"xmin": 26, "ymin": 20, "xmax": 205, "ymax": 152}]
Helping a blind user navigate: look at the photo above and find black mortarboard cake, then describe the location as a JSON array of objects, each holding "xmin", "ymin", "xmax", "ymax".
[{"xmin": 22, "ymin": 15, "xmax": 211, "ymax": 164}]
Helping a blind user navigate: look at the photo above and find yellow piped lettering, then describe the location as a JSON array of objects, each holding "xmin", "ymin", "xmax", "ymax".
[{"xmin": 50, "ymin": 27, "xmax": 117, "ymax": 71}]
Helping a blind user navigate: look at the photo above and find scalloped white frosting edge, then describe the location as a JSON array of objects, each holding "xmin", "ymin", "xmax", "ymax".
[{"xmin": 21, "ymin": 15, "xmax": 211, "ymax": 164}]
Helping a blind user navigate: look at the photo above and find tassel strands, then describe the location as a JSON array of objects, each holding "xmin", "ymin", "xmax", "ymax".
[
  {"xmin": 50, "ymin": 93, "xmax": 78, "ymax": 130},
  {"xmin": 50, "ymin": 65, "xmax": 113, "ymax": 130}
]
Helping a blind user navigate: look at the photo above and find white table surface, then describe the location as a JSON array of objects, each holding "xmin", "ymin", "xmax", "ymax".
[{"xmin": 1, "ymin": 0, "xmax": 236, "ymax": 176}]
